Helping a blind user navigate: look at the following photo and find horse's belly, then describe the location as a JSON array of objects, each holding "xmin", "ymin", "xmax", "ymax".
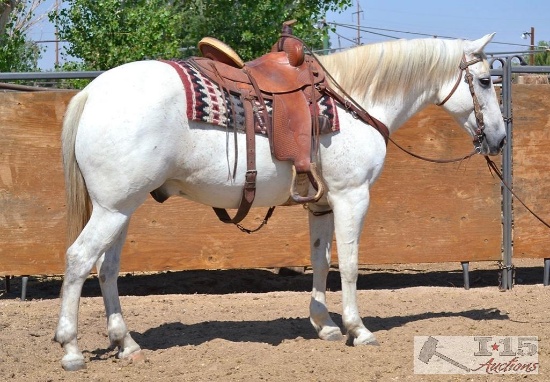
[{"xmin": 160, "ymin": 168, "xmax": 294, "ymax": 209}]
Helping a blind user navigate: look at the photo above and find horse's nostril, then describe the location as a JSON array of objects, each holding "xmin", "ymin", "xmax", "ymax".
[{"xmin": 499, "ymin": 136, "xmax": 506, "ymax": 150}]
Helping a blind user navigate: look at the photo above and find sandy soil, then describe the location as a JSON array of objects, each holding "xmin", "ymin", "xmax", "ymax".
[{"xmin": 1, "ymin": 259, "xmax": 548, "ymax": 381}]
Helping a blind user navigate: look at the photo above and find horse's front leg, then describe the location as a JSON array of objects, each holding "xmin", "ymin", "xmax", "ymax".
[
  {"xmin": 95, "ymin": 222, "xmax": 142, "ymax": 362},
  {"xmin": 332, "ymin": 188, "xmax": 378, "ymax": 346},
  {"xmin": 308, "ymin": 207, "xmax": 344, "ymax": 341}
]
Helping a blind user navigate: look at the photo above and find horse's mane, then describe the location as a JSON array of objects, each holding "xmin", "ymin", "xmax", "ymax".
[{"xmin": 318, "ymin": 38, "xmax": 467, "ymax": 106}]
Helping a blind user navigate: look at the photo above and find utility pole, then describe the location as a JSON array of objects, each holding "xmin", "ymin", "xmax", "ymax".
[
  {"xmin": 323, "ymin": 21, "xmax": 329, "ymax": 55},
  {"xmin": 352, "ymin": 1, "xmax": 363, "ymax": 45},
  {"xmin": 55, "ymin": 0, "xmax": 59, "ymax": 66},
  {"xmin": 529, "ymin": 26, "xmax": 535, "ymax": 66},
  {"xmin": 522, "ymin": 27, "xmax": 536, "ymax": 66}
]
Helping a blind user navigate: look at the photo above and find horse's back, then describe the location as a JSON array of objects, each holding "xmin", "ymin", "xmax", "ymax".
[
  {"xmin": 90, "ymin": 60, "xmax": 179, "ymax": 86},
  {"xmin": 84, "ymin": 60, "xmax": 184, "ymax": 112}
]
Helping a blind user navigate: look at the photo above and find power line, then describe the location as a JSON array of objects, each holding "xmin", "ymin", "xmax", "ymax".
[
  {"xmin": 329, "ymin": 22, "xmax": 536, "ymax": 49},
  {"xmin": 332, "ymin": 31, "xmax": 358, "ymax": 46},
  {"xmin": 330, "ymin": 22, "xmax": 455, "ymax": 39}
]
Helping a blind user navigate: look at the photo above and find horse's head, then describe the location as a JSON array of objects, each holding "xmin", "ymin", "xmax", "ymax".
[{"xmin": 437, "ymin": 34, "xmax": 506, "ymax": 156}]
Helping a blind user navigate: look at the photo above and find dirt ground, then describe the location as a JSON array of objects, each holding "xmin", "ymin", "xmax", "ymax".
[{"xmin": 1, "ymin": 258, "xmax": 549, "ymax": 382}]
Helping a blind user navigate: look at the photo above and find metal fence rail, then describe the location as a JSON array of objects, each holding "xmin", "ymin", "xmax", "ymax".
[{"xmin": 0, "ymin": 71, "xmax": 103, "ymax": 80}]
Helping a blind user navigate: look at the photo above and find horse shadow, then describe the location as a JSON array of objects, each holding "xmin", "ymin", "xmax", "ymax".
[
  {"xmin": 2, "ymin": 264, "xmax": 545, "ymax": 300},
  {"xmin": 122, "ymin": 308, "xmax": 508, "ymax": 351}
]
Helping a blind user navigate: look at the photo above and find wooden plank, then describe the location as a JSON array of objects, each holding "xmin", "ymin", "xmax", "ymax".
[
  {"xmin": 509, "ymin": 85, "xmax": 550, "ymax": 258},
  {"xmin": 362, "ymin": 106, "xmax": 502, "ymax": 264},
  {"xmin": 0, "ymin": 92, "xmax": 504, "ymax": 276},
  {"xmin": 0, "ymin": 92, "xmax": 74, "ymax": 276}
]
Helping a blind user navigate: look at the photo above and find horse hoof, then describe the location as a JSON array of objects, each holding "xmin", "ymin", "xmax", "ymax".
[
  {"xmin": 61, "ymin": 356, "xmax": 86, "ymax": 371},
  {"xmin": 129, "ymin": 350, "xmax": 146, "ymax": 363},
  {"xmin": 319, "ymin": 327, "xmax": 344, "ymax": 341},
  {"xmin": 120, "ymin": 349, "xmax": 146, "ymax": 364},
  {"xmin": 352, "ymin": 332, "xmax": 379, "ymax": 346}
]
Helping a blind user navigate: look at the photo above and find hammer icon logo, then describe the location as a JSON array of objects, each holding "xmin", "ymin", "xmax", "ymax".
[{"xmin": 418, "ymin": 336, "xmax": 471, "ymax": 372}]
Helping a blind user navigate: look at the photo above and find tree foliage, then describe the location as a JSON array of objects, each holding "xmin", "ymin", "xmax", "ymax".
[
  {"xmin": 534, "ymin": 41, "xmax": 550, "ymax": 66},
  {"xmin": 177, "ymin": 0, "xmax": 351, "ymax": 60},
  {"xmin": 51, "ymin": 0, "xmax": 351, "ymax": 71},
  {"xmin": 0, "ymin": 0, "xmax": 43, "ymax": 72},
  {"xmin": 51, "ymin": 0, "xmax": 187, "ymax": 71}
]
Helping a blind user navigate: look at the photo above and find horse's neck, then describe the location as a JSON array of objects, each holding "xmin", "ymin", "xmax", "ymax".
[
  {"xmin": 320, "ymin": 40, "xmax": 457, "ymax": 134},
  {"xmin": 322, "ymin": 68, "xmax": 438, "ymax": 135},
  {"xmin": 366, "ymin": 90, "xmax": 435, "ymax": 134}
]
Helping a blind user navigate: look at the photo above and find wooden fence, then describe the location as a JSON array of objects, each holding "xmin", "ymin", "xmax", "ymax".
[
  {"xmin": 511, "ymin": 86, "xmax": 550, "ymax": 259},
  {"xmin": 1, "ymin": 86, "xmax": 547, "ymax": 276}
]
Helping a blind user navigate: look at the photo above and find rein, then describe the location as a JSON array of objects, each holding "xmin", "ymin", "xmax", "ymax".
[
  {"xmin": 261, "ymin": 38, "xmax": 550, "ymax": 237},
  {"xmin": 322, "ymin": 46, "xmax": 550, "ymax": 231},
  {"xmin": 324, "ymin": 82, "xmax": 478, "ymax": 163},
  {"xmin": 485, "ymin": 156, "xmax": 550, "ymax": 229}
]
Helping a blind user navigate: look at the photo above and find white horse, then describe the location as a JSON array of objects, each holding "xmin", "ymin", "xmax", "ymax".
[{"xmin": 55, "ymin": 34, "xmax": 505, "ymax": 370}]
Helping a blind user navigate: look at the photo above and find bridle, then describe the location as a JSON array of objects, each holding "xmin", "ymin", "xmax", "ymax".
[{"xmin": 437, "ymin": 54, "xmax": 486, "ymax": 154}]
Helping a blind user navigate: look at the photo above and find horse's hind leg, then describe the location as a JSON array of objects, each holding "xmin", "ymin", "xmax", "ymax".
[
  {"xmin": 54, "ymin": 207, "xmax": 131, "ymax": 371},
  {"xmin": 308, "ymin": 209, "xmax": 344, "ymax": 341},
  {"xmin": 95, "ymin": 222, "xmax": 142, "ymax": 361}
]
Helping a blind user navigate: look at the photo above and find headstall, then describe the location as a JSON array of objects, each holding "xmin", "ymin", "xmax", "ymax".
[{"xmin": 437, "ymin": 54, "xmax": 486, "ymax": 153}]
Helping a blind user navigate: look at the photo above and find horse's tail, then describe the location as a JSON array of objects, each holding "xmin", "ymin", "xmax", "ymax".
[{"xmin": 61, "ymin": 90, "xmax": 92, "ymax": 246}]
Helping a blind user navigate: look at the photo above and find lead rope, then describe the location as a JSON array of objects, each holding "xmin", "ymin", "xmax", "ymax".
[{"xmin": 485, "ymin": 156, "xmax": 550, "ymax": 229}]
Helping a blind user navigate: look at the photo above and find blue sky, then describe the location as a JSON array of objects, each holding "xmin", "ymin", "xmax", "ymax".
[
  {"xmin": 29, "ymin": 0, "xmax": 550, "ymax": 70},
  {"xmin": 326, "ymin": 0, "xmax": 549, "ymax": 54}
]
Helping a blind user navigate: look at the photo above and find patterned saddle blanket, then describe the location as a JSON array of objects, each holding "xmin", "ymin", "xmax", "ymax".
[{"xmin": 165, "ymin": 59, "xmax": 340, "ymax": 136}]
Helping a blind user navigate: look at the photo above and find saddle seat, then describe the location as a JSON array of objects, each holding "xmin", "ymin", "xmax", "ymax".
[{"xmin": 195, "ymin": 39, "xmax": 324, "ymax": 95}]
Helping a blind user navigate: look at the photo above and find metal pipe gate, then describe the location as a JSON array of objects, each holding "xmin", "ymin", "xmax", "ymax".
[{"xmin": 490, "ymin": 55, "xmax": 550, "ymax": 289}]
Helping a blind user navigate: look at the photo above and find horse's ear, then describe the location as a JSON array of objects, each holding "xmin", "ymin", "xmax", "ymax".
[{"xmin": 464, "ymin": 33, "xmax": 495, "ymax": 54}]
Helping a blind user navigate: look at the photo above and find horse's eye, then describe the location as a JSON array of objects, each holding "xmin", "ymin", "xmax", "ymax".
[{"xmin": 479, "ymin": 77, "xmax": 491, "ymax": 87}]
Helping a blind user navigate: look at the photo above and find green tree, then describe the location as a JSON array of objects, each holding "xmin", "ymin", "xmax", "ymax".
[
  {"xmin": 0, "ymin": 0, "xmax": 43, "ymax": 72},
  {"xmin": 534, "ymin": 41, "xmax": 550, "ymax": 66},
  {"xmin": 176, "ymin": 0, "xmax": 351, "ymax": 60},
  {"xmin": 51, "ymin": 0, "xmax": 351, "ymax": 71},
  {"xmin": 50, "ymin": 0, "xmax": 186, "ymax": 71}
]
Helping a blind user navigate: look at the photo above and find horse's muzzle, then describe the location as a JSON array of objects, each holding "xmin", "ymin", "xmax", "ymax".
[{"xmin": 483, "ymin": 134, "xmax": 506, "ymax": 156}]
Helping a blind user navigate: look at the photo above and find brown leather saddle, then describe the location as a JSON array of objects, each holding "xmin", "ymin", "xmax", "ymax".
[
  {"xmin": 187, "ymin": 21, "xmax": 330, "ymax": 224},
  {"xmin": 153, "ymin": 21, "xmax": 390, "ymax": 227}
]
